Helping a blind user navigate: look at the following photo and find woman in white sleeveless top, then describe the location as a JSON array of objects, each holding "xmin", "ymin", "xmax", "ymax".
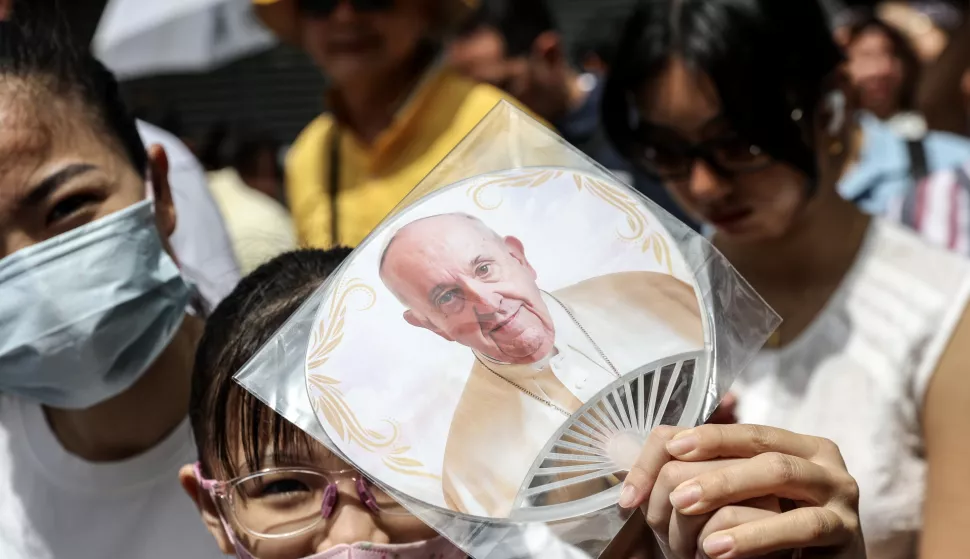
[{"xmin": 603, "ymin": 0, "xmax": 970, "ymax": 557}]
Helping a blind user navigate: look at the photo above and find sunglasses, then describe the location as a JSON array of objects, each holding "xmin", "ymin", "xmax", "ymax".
[
  {"xmin": 297, "ymin": 0, "xmax": 394, "ymax": 17},
  {"xmin": 632, "ymin": 122, "xmax": 773, "ymax": 181}
]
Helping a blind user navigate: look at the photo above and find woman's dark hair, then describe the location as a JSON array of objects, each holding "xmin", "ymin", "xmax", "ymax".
[
  {"xmin": 603, "ymin": 0, "xmax": 844, "ymax": 181},
  {"xmin": 845, "ymin": 17, "xmax": 920, "ymax": 113},
  {"xmin": 458, "ymin": 0, "xmax": 557, "ymax": 58},
  {"xmin": 232, "ymin": 132, "xmax": 283, "ymax": 182},
  {"xmin": 191, "ymin": 248, "xmax": 352, "ymax": 479},
  {"xmin": 2, "ymin": 0, "xmax": 147, "ymax": 173}
]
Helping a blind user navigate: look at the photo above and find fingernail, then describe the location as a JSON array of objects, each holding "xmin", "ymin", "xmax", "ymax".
[
  {"xmin": 669, "ymin": 482, "xmax": 702, "ymax": 510},
  {"xmin": 618, "ymin": 484, "xmax": 638, "ymax": 508},
  {"xmin": 666, "ymin": 434, "xmax": 698, "ymax": 456},
  {"xmin": 703, "ymin": 534, "xmax": 735, "ymax": 558}
]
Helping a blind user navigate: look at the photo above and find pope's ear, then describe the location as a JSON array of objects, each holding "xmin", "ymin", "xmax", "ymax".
[
  {"xmin": 504, "ymin": 236, "xmax": 537, "ymax": 278},
  {"xmin": 403, "ymin": 310, "xmax": 455, "ymax": 342}
]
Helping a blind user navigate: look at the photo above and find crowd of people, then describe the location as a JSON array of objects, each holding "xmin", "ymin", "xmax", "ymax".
[{"xmin": 1, "ymin": 0, "xmax": 970, "ymax": 558}]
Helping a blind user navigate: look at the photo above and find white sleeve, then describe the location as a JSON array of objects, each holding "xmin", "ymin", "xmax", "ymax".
[{"xmin": 137, "ymin": 121, "xmax": 242, "ymax": 310}]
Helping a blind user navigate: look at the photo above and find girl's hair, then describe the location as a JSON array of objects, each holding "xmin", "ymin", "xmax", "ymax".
[
  {"xmin": 603, "ymin": 0, "xmax": 844, "ymax": 181},
  {"xmin": 845, "ymin": 17, "xmax": 920, "ymax": 113},
  {"xmin": 190, "ymin": 248, "xmax": 352, "ymax": 479},
  {"xmin": 2, "ymin": 0, "xmax": 147, "ymax": 173}
]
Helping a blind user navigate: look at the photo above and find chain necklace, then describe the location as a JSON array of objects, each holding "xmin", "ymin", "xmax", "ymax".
[{"xmin": 475, "ymin": 294, "xmax": 619, "ymax": 417}]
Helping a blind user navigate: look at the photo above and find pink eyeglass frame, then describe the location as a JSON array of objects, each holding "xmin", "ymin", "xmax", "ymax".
[{"xmin": 193, "ymin": 462, "xmax": 384, "ymax": 538}]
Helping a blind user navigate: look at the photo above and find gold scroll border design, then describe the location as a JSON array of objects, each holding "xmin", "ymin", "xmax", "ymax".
[
  {"xmin": 307, "ymin": 277, "xmax": 439, "ymax": 480},
  {"xmin": 467, "ymin": 169, "xmax": 674, "ymax": 273}
]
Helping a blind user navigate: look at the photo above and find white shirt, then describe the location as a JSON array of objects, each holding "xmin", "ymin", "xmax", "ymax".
[
  {"xmin": 137, "ymin": 121, "xmax": 241, "ymax": 310},
  {"xmin": 544, "ymin": 291, "xmax": 619, "ymax": 402},
  {"xmin": 0, "ymin": 395, "xmax": 223, "ymax": 559},
  {"xmin": 733, "ymin": 219, "xmax": 970, "ymax": 559}
]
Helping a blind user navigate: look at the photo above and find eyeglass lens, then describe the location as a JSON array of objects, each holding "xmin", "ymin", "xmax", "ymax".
[
  {"xmin": 227, "ymin": 470, "xmax": 407, "ymax": 537},
  {"xmin": 636, "ymin": 125, "xmax": 771, "ymax": 180}
]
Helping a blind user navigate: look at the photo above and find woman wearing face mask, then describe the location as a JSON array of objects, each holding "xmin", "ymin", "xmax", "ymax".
[
  {"xmin": 604, "ymin": 0, "xmax": 970, "ymax": 557},
  {"xmin": 0, "ymin": 13, "xmax": 224, "ymax": 559},
  {"xmin": 252, "ymin": 0, "xmax": 528, "ymax": 249},
  {"xmin": 180, "ymin": 247, "xmax": 865, "ymax": 559}
]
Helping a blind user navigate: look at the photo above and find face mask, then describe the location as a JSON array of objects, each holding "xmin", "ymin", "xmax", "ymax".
[
  {"xmin": 0, "ymin": 200, "xmax": 190, "ymax": 408},
  {"xmin": 310, "ymin": 539, "xmax": 465, "ymax": 559},
  {"xmin": 229, "ymin": 537, "xmax": 464, "ymax": 559}
]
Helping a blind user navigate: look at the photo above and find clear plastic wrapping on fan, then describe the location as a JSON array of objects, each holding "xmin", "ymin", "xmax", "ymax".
[{"xmin": 235, "ymin": 102, "xmax": 781, "ymax": 558}]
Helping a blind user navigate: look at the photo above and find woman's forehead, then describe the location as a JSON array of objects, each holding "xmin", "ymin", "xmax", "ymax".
[
  {"xmin": 637, "ymin": 58, "xmax": 723, "ymax": 136},
  {"xmin": 0, "ymin": 95, "xmax": 123, "ymax": 174}
]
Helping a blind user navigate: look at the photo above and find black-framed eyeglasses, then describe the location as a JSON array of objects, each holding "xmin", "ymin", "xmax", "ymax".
[
  {"xmin": 631, "ymin": 123, "xmax": 773, "ymax": 181},
  {"xmin": 297, "ymin": 0, "xmax": 394, "ymax": 18}
]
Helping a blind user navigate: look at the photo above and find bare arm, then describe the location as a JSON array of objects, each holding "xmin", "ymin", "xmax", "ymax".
[
  {"xmin": 920, "ymin": 306, "xmax": 970, "ymax": 557},
  {"xmin": 917, "ymin": 15, "xmax": 970, "ymax": 135}
]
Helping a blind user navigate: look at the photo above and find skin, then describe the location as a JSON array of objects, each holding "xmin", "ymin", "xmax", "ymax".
[
  {"xmin": 846, "ymin": 29, "xmax": 905, "ymax": 120},
  {"xmin": 915, "ymin": 13, "xmax": 970, "ymax": 135},
  {"xmin": 0, "ymin": 83, "xmax": 201, "ymax": 461},
  {"xmin": 636, "ymin": 58, "xmax": 865, "ymax": 346},
  {"xmin": 178, "ymin": 422, "xmax": 865, "ymax": 558},
  {"xmin": 180, "ymin": 426, "xmax": 668, "ymax": 557},
  {"xmin": 877, "ymin": 2, "xmax": 947, "ymax": 62},
  {"xmin": 623, "ymin": 55, "xmax": 970, "ymax": 558},
  {"xmin": 447, "ymin": 26, "xmax": 587, "ymax": 123},
  {"xmin": 380, "ymin": 214, "xmax": 556, "ymax": 365},
  {"xmin": 299, "ymin": 0, "xmax": 438, "ymax": 143},
  {"xmin": 622, "ymin": 425, "xmax": 865, "ymax": 559},
  {"xmin": 179, "ymin": 444, "xmax": 438, "ymax": 557}
]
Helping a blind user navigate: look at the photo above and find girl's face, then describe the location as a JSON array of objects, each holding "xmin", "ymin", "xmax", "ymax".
[
  {"xmin": 182, "ymin": 439, "xmax": 438, "ymax": 558},
  {"xmin": 631, "ymin": 58, "xmax": 849, "ymax": 243}
]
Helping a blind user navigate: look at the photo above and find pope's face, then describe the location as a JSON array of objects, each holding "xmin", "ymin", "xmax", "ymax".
[{"xmin": 381, "ymin": 215, "xmax": 555, "ymax": 364}]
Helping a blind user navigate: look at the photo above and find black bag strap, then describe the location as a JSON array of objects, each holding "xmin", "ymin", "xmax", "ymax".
[
  {"xmin": 327, "ymin": 124, "xmax": 341, "ymax": 246},
  {"xmin": 906, "ymin": 139, "xmax": 929, "ymax": 184}
]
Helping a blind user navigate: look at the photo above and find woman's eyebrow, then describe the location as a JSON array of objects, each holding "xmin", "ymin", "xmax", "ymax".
[{"xmin": 20, "ymin": 163, "xmax": 97, "ymax": 209}]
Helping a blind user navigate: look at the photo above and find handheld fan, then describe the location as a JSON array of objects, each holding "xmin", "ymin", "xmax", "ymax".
[{"xmin": 303, "ymin": 167, "xmax": 715, "ymax": 524}]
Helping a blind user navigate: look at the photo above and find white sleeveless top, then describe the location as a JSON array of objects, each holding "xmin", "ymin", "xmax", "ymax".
[{"xmin": 733, "ymin": 219, "xmax": 970, "ymax": 559}]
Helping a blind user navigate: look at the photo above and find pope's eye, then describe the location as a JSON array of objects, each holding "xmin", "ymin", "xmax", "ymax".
[{"xmin": 436, "ymin": 289, "xmax": 465, "ymax": 314}]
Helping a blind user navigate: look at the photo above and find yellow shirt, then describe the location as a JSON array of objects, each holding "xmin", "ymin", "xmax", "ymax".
[{"xmin": 285, "ymin": 68, "xmax": 529, "ymax": 248}]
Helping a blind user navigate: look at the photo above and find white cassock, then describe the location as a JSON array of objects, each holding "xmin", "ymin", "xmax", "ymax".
[{"xmin": 441, "ymin": 271, "xmax": 705, "ymax": 517}]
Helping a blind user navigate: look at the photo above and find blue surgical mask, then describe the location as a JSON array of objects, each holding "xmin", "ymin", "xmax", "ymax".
[{"xmin": 0, "ymin": 200, "xmax": 190, "ymax": 409}]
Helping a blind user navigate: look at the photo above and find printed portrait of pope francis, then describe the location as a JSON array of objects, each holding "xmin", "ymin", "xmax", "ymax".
[{"xmin": 378, "ymin": 212, "xmax": 704, "ymax": 517}]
